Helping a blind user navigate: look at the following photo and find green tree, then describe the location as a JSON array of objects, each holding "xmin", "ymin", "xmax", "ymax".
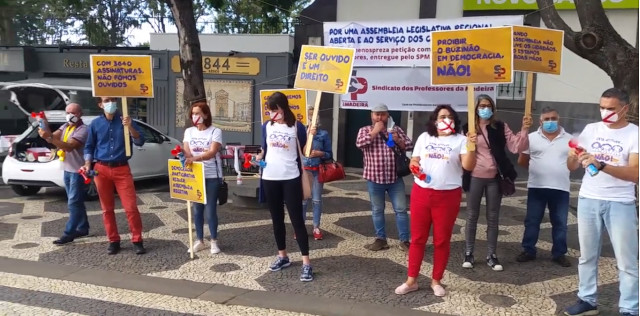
[
  {"xmin": 208, "ymin": 0, "xmax": 311, "ymax": 34},
  {"xmin": 537, "ymin": 0, "xmax": 639, "ymax": 122},
  {"xmin": 0, "ymin": 0, "xmax": 81, "ymax": 45},
  {"xmin": 78, "ymin": 0, "xmax": 142, "ymax": 46}
]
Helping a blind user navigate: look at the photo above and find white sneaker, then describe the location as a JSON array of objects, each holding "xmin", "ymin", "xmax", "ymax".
[
  {"xmin": 187, "ymin": 240, "xmax": 206, "ymax": 253},
  {"xmin": 210, "ymin": 240, "xmax": 221, "ymax": 254}
]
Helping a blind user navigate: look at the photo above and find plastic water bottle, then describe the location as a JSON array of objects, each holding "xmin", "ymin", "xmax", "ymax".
[{"xmin": 236, "ymin": 174, "xmax": 243, "ymax": 185}]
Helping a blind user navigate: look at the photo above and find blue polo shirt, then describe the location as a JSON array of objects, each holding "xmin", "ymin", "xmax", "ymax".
[{"xmin": 84, "ymin": 113, "xmax": 145, "ymax": 163}]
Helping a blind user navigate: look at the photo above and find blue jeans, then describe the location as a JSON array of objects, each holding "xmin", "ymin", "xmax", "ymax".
[
  {"xmin": 366, "ymin": 178, "xmax": 410, "ymax": 242},
  {"xmin": 63, "ymin": 171, "xmax": 89, "ymax": 237},
  {"xmin": 577, "ymin": 197, "xmax": 639, "ymax": 314},
  {"xmin": 521, "ymin": 188, "xmax": 569, "ymax": 258},
  {"xmin": 193, "ymin": 178, "xmax": 221, "ymax": 240},
  {"xmin": 302, "ymin": 170, "xmax": 323, "ymax": 228}
]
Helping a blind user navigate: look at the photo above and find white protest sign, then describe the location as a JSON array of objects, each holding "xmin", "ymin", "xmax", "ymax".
[
  {"xmin": 324, "ymin": 15, "xmax": 523, "ymax": 67},
  {"xmin": 341, "ymin": 67, "xmax": 496, "ymax": 112}
]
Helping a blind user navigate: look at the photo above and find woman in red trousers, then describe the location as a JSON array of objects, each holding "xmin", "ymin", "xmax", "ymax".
[{"xmin": 395, "ymin": 105, "xmax": 477, "ymax": 297}]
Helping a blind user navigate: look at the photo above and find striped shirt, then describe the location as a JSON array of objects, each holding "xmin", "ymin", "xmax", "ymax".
[{"xmin": 356, "ymin": 125, "xmax": 413, "ymax": 184}]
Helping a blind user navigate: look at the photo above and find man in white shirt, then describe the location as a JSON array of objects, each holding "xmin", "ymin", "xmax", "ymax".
[
  {"xmin": 516, "ymin": 107, "xmax": 573, "ymax": 267},
  {"xmin": 563, "ymin": 88, "xmax": 639, "ymax": 316}
]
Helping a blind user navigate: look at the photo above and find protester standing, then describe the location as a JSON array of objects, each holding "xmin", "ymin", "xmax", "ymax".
[
  {"xmin": 257, "ymin": 91, "xmax": 313, "ymax": 282},
  {"xmin": 462, "ymin": 94, "xmax": 531, "ymax": 271},
  {"xmin": 356, "ymin": 104, "xmax": 413, "ymax": 252},
  {"xmin": 516, "ymin": 107, "xmax": 573, "ymax": 267},
  {"xmin": 39, "ymin": 103, "xmax": 90, "ymax": 245},
  {"xmin": 82, "ymin": 97, "xmax": 146, "ymax": 255},
  {"xmin": 182, "ymin": 101, "xmax": 224, "ymax": 255},
  {"xmin": 395, "ymin": 105, "xmax": 476, "ymax": 297}
]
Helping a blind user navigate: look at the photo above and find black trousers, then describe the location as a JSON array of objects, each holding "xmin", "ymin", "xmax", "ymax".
[{"xmin": 263, "ymin": 176, "xmax": 309, "ymax": 256}]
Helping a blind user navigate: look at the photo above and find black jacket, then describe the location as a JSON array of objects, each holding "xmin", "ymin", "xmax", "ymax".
[{"xmin": 462, "ymin": 121, "xmax": 517, "ymax": 191}]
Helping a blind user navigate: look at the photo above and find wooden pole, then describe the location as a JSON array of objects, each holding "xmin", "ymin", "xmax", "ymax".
[
  {"xmin": 122, "ymin": 97, "xmax": 131, "ymax": 157},
  {"xmin": 187, "ymin": 201, "xmax": 194, "ymax": 259},
  {"xmin": 304, "ymin": 91, "xmax": 322, "ymax": 157},
  {"xmin": 467, "ymin": 84, "xmax": 476, "ymax": 151},
  {"xmin": 524, "ymin": 72, "xmax": 534, "ymax": 117}
]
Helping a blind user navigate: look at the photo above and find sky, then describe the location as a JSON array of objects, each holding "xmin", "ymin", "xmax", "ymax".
[{"xmin": 127, "ymin": 23, "xmax": 179, "ymax": 46}]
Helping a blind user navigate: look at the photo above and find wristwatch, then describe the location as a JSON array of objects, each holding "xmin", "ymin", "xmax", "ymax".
[{"xmin": 598, "ymin": 161, "xmax": 607, "ymax": 171}]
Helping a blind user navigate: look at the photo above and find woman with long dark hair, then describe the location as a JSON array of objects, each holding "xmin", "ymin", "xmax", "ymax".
[
  {"xmin": 257, "ymin": 91, "xmax": 313, "ymax": 282},
  {"xmin": 395, "ymin": 105, "xmax": 476, "ymax": 297},
  {"xmin": 182, "ymin": 101, "xmax": 224, "ymax": 254},
  {"xmin": 462, "ymin": 94, "xmax": 531, "ymax": 271}
]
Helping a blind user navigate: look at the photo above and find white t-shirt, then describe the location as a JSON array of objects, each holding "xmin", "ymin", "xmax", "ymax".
[
  {"xmin": 578, "ymin": 122, "xmax": 639, "ymax": 202},
  {"xmin": 412, "ymin": 132, "xmax": 468, "ymax": 190},
  {"xmin": 183, "ymin": 126, "xmax": 223, "ymax": 179},
  {"xmin": 262, "ymin": 122, "xmax": 300, "ymax": 181},
  {"xmin": 523, "ymin": 128, "xmax": 572, "ymax": 192}
]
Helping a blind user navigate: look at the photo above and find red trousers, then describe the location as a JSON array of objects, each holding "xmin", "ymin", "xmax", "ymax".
[
  {"xmin": 408, "ymin": 184, "xmax": 461, "ymax": 281},
  {"xmin": 94, "ymin": 163, "xmax": 143, "ymax": 243}
]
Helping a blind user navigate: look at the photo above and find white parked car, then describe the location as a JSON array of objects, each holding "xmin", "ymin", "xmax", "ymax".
[{"xmin": 1, "ymin": 82, "xmax": 180, "ymax": 200}]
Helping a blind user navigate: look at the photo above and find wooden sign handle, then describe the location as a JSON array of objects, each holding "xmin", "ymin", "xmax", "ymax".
[
  {"xmin": 187, "ymin": 201, "xmax": 194, "ymax": 259},
  {"xmin": 524, "ymin": 72, "xmax": 534, "ymax": 117},
  {"xmin": 304, "ymin": 92, "xmax": 322, "ymax": 157},
  {"xmin": 122, "ymin": 97, "xmax": 131, "ymax": 157},
  {"xmin": 467, "ymin": 85, "xmax": 476, "ymax": 152}
]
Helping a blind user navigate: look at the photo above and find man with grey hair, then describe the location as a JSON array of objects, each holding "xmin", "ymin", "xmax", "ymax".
[
  {"xmin": 356, "ymin": 104, "xmax": 413, "ymax": 251},
  {"xmin": 516, "ymin": 106, "xmax": 572, "ymax": 267},
  {"xmin": 38, "ymin": 103, "xmax": 90, "ymax": 245}
]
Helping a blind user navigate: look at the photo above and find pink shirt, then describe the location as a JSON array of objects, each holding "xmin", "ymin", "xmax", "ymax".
[{"xmin": 472, "ymin": 122, "xmax": 528, "ymax": 179}]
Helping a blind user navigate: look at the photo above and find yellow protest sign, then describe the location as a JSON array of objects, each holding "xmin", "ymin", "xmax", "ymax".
[
  {"xmin": 294, "ymin": 45, "xmax": 355, "ymax": 94},
  {"xmin": 431, "ymin": 27, "xmax": 513, "ymax": 85},
  {"xmin": 513, "ymin": 26, "xmax": 563, "ymax": 75},
  {"xmin": 260, "ymin": 89, "xmax": 307, "ymax": 124},
  {"xmin": 168, "ymin": 160, "xmax": 206, "ymax": 204},
  {"xmin": 90, "ymin": 55, "xmax": 154, "ymax": 97}
]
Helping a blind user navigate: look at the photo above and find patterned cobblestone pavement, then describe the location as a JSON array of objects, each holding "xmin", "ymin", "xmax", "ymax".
[{"xmin": 0, "ymin": 173, "xmax": 624, "ymax": 315}]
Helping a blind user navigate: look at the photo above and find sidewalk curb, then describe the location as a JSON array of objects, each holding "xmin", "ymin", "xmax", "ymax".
[{"xmin": 0, "ymin": 256, "xmax": 453, "ymax": 316}]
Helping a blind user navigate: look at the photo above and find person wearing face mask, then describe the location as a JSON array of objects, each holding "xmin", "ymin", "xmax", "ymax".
[
  {"xmin": 563, "ymin": 88, "xmax": 639, "ymax": 316},
  {"xmin": 356, "ymin": 103, "xmax": 414, "ymax": 252},
  {"xmin": 394, "ymin": 105, "xmax": 476, "ymax": 297},
  {"xmin": 38, "ymin": 103, "xmax": 90, "ymax": 245},
  {"xmin": 256, "ymin": 92, "xmax": 313, "ymax": 282},
  {"xmin": 82, "ymin": 97, "xmax": 146, "ymax": 255},
  {"xmin": 515, "ymin": 107, "xmax": 573, "ymax": 268},
  {"xmin": 301, "ymin": 105, "xmax": 333, "ymax": 240},
  {"xmin": 462, "ymin": 94, "xmax": 531, "ymax": 272},
  {"xmin": 181, "ymin": 101, "xmax": 224, "ymax": 255}
]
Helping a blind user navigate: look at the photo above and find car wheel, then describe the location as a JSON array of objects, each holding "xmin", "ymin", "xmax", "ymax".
[
  {"xmin": 11, "ymin": 185, "xmax": 41, "ymax": 196},
  {"xmin": 85, "ymin": 181, "xmax": 99, "ymax": 201}
]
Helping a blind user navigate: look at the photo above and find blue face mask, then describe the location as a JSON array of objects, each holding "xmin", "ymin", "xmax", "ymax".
[
  {"xmin": 478, "ymin": 108, "xmax": 493, "ymax": 120},
  {"xmin": 542, "ymin": 120, "xmax": 558, "ymax": 133},
  {"xmin": 103, "ymin": 102, "xmax": 117, "ymax": 114}
]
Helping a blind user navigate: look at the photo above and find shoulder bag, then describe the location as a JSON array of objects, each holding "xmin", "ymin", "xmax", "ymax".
[
  {"xmin": 295, "ymin": 124, "xmax": 313, "ymax": 200},
  {"xmin": 210, "ymin": 127, "xmax": 228, "ymax": 205},
  {"xmin": 380, "ymin": 132, "xmax": 411, "ymax": 178},
  {"xmin": 479, "ymin": 130, "xmax": 516, "ymax": 197}
]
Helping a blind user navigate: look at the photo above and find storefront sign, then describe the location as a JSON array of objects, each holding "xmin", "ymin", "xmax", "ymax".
[
  {"xmin": 168, "ymin": 160, "xmax": 206, "ymax": 204},
  {"xmin": 463, "ymin": 0, "xmax": 638, "ymax": 10},
  {"xmin": 170, "ymin": 55, "xmax": 260, "ymax": 76},
  {"xmin": 513, "ymin": 26, "xmax": 564, "ymax": 75},
  {"xmin": 341, "ymin": 67, "xmax": 496, "ymax": 112},
  {"xmin": 323, "ymin": 15, "xmax": 522, "ymax": 67},
  {"xmin": 431, "ymin": 27, "xmax": 513, "ymax": 85},
  {"xmin": 260, "ymin": 89, "xmax": 307, "ymax": 123},
  {"xmin": 90, "ymin": 55, "xmax": 154, "ymax": 97},
  {"xmin": 294, "ymin": 45, "xmax": 355, "ymax": 94}
]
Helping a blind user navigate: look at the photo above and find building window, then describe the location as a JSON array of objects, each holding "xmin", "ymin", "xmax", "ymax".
[
  {"xmin": 128, "ymin": 98, "xmax": 148, "ymax": 123},
  {"xmin": 496, "ymin": 71, "xmax": 528, "ymax": 100}
]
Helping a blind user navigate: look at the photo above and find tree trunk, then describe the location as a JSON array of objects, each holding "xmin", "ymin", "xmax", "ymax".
[
  {"xmin": 537, "ymin": 0, "xmax": 639, "ymax": 124},
  {"xmin": 164, "ymin": 0, "xmax": 206, "ymax": 128}
]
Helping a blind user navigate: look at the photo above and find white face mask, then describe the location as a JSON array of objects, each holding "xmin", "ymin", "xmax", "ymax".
[
  {"xmin": 65, "ymin": 114, "xmax": 78, "ymax": 124},
  {"xmin": 601, "ymin": 108, "xmax": 622, "ymax": 125},
  {"xmin": 270, "ymin": 111, "xmax": 282, "ymax": 121},
  {"xmin": 437, "ymin": 118, "xmax": 455, "ymax": 134},
  {"xmin": 192, "ymin": 114, "xmax": 203, "ymax": 125}
]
